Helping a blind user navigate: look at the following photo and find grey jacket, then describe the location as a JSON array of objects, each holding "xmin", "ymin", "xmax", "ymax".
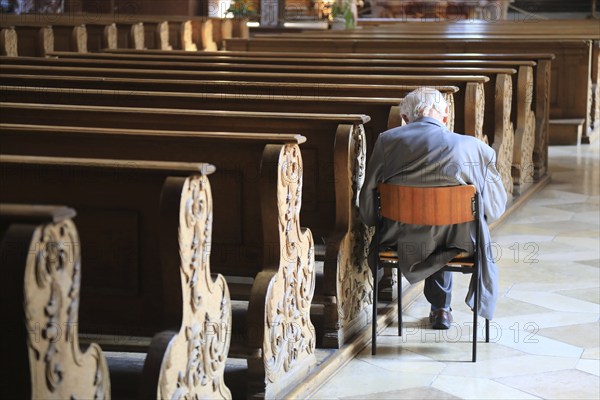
[{"xmin": 359, "ymin": 117, "xmax": 507, "ymax": 319}]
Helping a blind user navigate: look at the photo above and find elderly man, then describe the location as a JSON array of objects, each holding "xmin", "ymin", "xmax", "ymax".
[{"xmin": 360, "ymin": 87, "xmax": 507, "ymax": 329}]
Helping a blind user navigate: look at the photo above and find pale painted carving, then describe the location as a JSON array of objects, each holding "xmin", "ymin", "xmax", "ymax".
[
  {"xmin": 0, "ymin": 27, "xmax": 18, "ymax": 56},
  {"xmin": 156, "ymin": 175, "xmax": 231, "ymax": 399},
  {"xmin": 465, "ymin": 82, "xmax": 487, "ymax": 144},
  {"xmin": 594, "ymin": 53, "xmax": 600, "ymax": 130},
  {"xmin": 131, "ymin": 22, "xmax": 145, "ymax": 50},
  {"xmin": 320, "ymin": 124, "xmax": 373, "ymax": 347},
  {"xmin": 337, "ymin": 124, "xmax": 373, "ymax": 333},
  {"xmin": 157, "ymin": 21, "xmax": 172, "ymax": 50},
  {"xmin": 593, "ymin": 83, "xmax": 600, "ymax": 130},
  {"xmin": 493, "ymin": 74, "xmax": 515, "ymax": 196},
  {"xmin": 72, "ymin": 25, "xmax": 87, "ymax": 53},
  {"xmin": 24, "ymin": 219, "xmax": 110, "ymax": 398},
  {"xmin": 103, "ymin": 24, "xmax": 117, "ymax": 50},
  {"xmin": 475, "ymin": 82, "xmax": 487, "ymax": 144},
  {"xmin": 444, "ymin": 92, "xmax": 455, "ymax": 132},
  {"xmin": 512, "ymin": 66, "xmax": 535, "ymax": 195},
  {"xmin": 181, "ymin": 21, "xmax": 198, "ymax": 51},
  {"xmin": 200, "ymin": 20, "xmax": 218, "ymax": 51},
  {"xmin": 534, "ymin": 60, "xmax": 551, "ymax": 180},
  {"xmin": 40, "ymin": 26, "xmax": 53, "ymax": 56},
  {"xmin": 260, "ymin": 143, "xmax": 316, "ymax": 397},
  {"xmin": 582, "ymin": 76, "xmax": 594, "ymax": 136}
]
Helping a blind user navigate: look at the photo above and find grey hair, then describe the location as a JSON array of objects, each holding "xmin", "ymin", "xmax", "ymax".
[{"xmin": 400, "ymin": 87, "xmax": 448, "ymax": 123}]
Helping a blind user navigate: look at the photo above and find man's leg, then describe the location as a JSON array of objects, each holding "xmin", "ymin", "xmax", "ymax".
[{"xmin": 424, "ymin": 270, "xmax": 453, "ymax": 329}]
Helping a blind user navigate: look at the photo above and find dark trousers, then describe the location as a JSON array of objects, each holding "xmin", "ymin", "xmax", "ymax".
[{"xmin": 424, "ymin": 269, "xmax": 453, "ymax": 310}]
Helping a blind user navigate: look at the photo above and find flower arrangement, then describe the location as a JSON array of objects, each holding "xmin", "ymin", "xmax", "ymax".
[
  {"xmin": 226, "ymin": 0, "xmax": 257, "ymax": 18},
  {"xmin": 331, "ymin": 0, "xmax": 356, "ymax": 29}
]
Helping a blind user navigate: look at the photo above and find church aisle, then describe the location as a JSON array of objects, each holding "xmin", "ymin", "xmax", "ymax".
[{"xmin": 310, "ymin": 141, "xmax": 600, "ymax": 399}]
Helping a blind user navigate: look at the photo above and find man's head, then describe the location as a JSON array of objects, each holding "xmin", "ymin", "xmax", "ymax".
[{"xmin": 400, "ymin": 87, "xmax": 449, "ymax": 124}]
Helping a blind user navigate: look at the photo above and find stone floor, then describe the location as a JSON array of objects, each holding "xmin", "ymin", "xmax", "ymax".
[{"xmin": 310, "ymin": 141, "xmax": 600, "ymax": 399}]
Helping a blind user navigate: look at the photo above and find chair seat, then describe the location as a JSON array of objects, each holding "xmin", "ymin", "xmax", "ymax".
[{"xmin": 378, "ymin": 250, "xmax": 474, "ymax": 266}]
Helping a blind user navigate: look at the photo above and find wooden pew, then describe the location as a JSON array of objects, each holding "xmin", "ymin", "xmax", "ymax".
[
  {"xmin": 0, "ymin": 56, "xmax": 485, "ymax": 145},
  {"xmin": 0, "ymin": 203, "xmax": 111, "ymax": 398},
  {"xmin": 0, "ymin": 23, "xmax": 116, "ymax": 55},
  {"xmin": 0, "ymin": 58, "xmax": 512, "ymax": 194},
  {"xmin": 0, "ymin": 25, "xmax": 53, "ymax": 56},
  {"xmin": 48, "ymin": 50, "xmax": 536, "ymax": 193},
  {"xmin": 0, "ymin": 104, "xmax": 369, "ymax": 351},
  {"xmin": 354, "ymin": 19, "xmax": 600, "ymax": 37},
  {"xmin": 0, "ymin": 21, "xmax": 89, "ymax": 54},
  {"xmin": 0, "ymin": 72, "xmax": 457, "ymax": 102},
  {"xmin": 0, "ymin": 146, "xmax": 310, "ymax": 398},
  {"xmin": 99, "ymin": 48, "xmax": 552, "ymax": 180},
  {"xmin": 226, "ymin": 37, "xmax": 593, "ymax": 143},
  {"xmin": 0, "ymin": 13, "xmax": 243, "ymax": 52}
]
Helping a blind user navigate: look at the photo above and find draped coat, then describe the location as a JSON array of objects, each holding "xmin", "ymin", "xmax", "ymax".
[{"xmin": 359, "ymin": 116, "xmax": 507, "ymax": 319}]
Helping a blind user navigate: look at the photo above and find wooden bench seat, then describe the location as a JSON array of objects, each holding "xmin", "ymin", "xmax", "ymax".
[{"xmin": 0, "ymin": 203, "xmax": 111, "ymax": 398}]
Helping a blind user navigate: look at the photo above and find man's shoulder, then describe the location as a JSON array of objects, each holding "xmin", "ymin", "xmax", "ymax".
[{"xmin": 452, "ymin": 132, "xmax": 492, "ymax": 152}]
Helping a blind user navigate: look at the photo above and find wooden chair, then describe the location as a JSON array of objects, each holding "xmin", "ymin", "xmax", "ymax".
[{"xmin": 370, "ymin": 183, "xmax": 489, "ymax": 362}]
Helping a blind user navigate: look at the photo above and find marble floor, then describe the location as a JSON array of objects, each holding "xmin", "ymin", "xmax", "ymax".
[{"xmin": 310, "ymin": 142, "xmax": 600, "ymax": 399}]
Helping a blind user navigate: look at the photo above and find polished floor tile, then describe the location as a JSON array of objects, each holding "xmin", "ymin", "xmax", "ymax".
[{"xmin": 310, "ymin": 142, "xmax": 600, "ymax": 399}]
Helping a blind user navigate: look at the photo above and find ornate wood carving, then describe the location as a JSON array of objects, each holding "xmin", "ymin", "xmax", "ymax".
[
  {"xmin": 534, "ymin": 59, "xmax": 551, "ymax": 180},
  {"xmin": 322, "ymin": 124, "xmax": 373, "ymax": 348},
  {"xmin": 494, "ymin": 74, "xmax": 515, "ymax": 196},
  {"xmin": 444, "ymin": 92, "xmax": 455, "ymax": 132},
  {"xmin": 340, "ymin": 124, "xmax": 372, "ymax": 333},
  {"xmin": 249, "ymin": 143, "xmax": 316, "ymax": 398},
  {"xmin": 512, "ymin": 66, "xmax": 535, "ymax": 195},
  {"xmin": 24, "ymin": 218, "xmax": 110, "ymax": 398},
  {"xmin": 39, "ymin": 26, "xmax": 53, "ymax": 57},
  {"xmin": 157, "ymin": 21, "xmax": 172, "ymax": 51},
  {"xmin": 145, "ymin": 175, "xmax": 232, "ymax": 399},
  {"xmin": 181, "ymin": 21, "xmax": 198, "ymax": 51},
  {"xmin": 199, "ymin": 20, "xmax": 218, "ymax": 51},
  {"xmin": 131, "ymin": 22, "xmax": 145, "ymax": 50},
  {"xmin": 593, "ymin": 83, "xmax": 600, "ymax": 131},
  {"xmin": 593, "ymin": 48, "xmax": 600, "ymax": 131},
  {"xmin": 0, "ymin": 27, "xmax": 18, "ymax": 56},
  {"xmin": 465, "ymin": 82, "xmax": 487, "ymax": 143},
  {"xmin": 323, "ymin": 125, "xmax": 373, "ymax": 347},
  {"xmin": 103, "ymin": 24, "xmax": 117, "ymax": 50},
  {"xmin": 72, "ymin": 25, "xmax": 87, "ymax": 53}
]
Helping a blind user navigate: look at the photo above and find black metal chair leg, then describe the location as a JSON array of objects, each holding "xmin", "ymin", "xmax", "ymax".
[
  {"xmin": 398, "ymin": 272, "xmax": 402, "ymax": 336},
  {"xmin": 472, "ymin": 266, "xmax": 479, "ymax": 363},
  {"xmin": 485, "ymin": 318, "xmax": 490, "ymax": 343},
  {"xmin": 372, "ymin": 268, "xmax": 378, "ymax": 355}
]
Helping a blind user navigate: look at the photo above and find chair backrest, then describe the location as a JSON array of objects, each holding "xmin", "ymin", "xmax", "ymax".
[{"xmin": 377, "ymin": 183, "xmax": 477, "ymax": 226}]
